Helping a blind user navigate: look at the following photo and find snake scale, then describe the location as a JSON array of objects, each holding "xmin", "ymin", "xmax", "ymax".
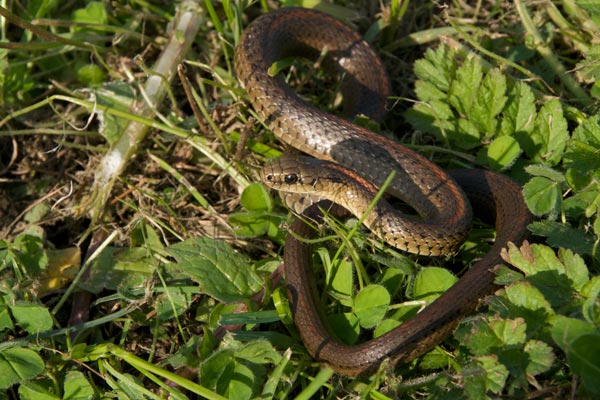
[{"xmin": 235, "ymin": 7, "xmax": 531, "ymax": 376}]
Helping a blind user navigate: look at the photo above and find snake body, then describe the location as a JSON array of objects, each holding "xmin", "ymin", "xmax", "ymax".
[{"xmin": 235, "ymin": 8, "xmax": 531, "ymax": 376}]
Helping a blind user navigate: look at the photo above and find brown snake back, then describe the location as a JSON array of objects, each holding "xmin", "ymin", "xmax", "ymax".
[{"xmin": 235, "ymin": 8, "xmax": 532, "ymax": 376}]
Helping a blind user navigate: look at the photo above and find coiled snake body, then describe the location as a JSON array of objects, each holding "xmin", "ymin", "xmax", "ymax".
[{"xmin": 235, "ymin": 8, "xmax": 531, "ymax": 376}]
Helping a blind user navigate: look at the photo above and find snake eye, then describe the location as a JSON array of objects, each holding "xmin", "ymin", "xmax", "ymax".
[{"xmin": 284, "ymin": 174, "xmax": 299, "ymax": 184}]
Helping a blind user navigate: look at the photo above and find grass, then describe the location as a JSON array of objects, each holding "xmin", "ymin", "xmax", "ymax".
[{"xmin": 1, "ymin": 1, "xmax": 600, "ymax": 399}]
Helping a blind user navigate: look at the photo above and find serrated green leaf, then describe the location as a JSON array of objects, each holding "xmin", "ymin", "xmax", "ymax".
[
  {"xmin": 404, "ymin": 101, "xmax": 454, "ymax": 142},
  {"xmin": 492, "ymin": 280, "xmax": 553, "ymax": 333},
  {"xmin": 523, "ymin": 176, "xmax": 562, "ymax": 218},
  {"xmin": 413, "ymin": 267, "xmax": 458, "ymax": 301},
  {"xmin": 575, "ymin": 43, "xmax": 600, "ymax": 82},
  {"xmin": 472, "ymin": 68, "xmax": 507, "ymax": 136},
  {"xmin": 489, "ymin": 318, "xmax": 527, "ymax": 346},
  {"xmin": 167, "ymin": 237, "xmax": 262, "ymax": 303},
  {"xmin": 0, "ymin": 347, "xmax": 45, "ymax": 389},
  {"xmin": 353, "ymin": 284, "xmax": 390, "ymax": 329},
  {"xmin": 462, "ymin": 355, "xmax": 509, "ymax": 399},
  {"xmin": 557, "ymin": 248, "xmax": 589, "ymax": 291},
  {"xmin": 449, "ymin": 56, "xmax": 483, "ymax": 117},
  {"xmin": 527, "ymin": 99, "xmax": 568, "ymax": 165},
  {"xmin": 524, "ymin": 339, "xmax": 555, "ymax": 376},
  {"xmin": 529, "ymin": 221, "xmax": 598, "ymax": 263},
  {"xmin": 500, "ymin": 81, "xmax": 536, "ymax": 137},
  {"xmin": 524, "ymin": 164, "xmax": 566, "ymax": 181},
  {"xmin": 487, "ymin": 135, "xmax": 521, "ymax": 171},
  {"xmin": 501, "ymin": 243, "xmax": 575, "ymax": 308},
  {"xmin": 455, "ymin": 117, "xmax": 481, "ymax": 149},
  {"xmin": 413, "ymin": 45, "xmax": 457, "ymax": 91},
  {"xmin": 455, "ymin": 319, "xmax": 501, "ymax": 356}
]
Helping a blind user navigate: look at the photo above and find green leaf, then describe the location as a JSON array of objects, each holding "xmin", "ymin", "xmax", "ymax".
[
  {"xmin": 487, "ymin": 135, "xmax": 521, "ymax": 171},
  {"xmin": 72, "ymin": 1, "xmax": 108, "ymax": 25},
  {"xmin": 77, "ymin": 64, "xmax": 106, "ymax": 86},
  {"xmin": 413, "ymin": 267, "xmax": 458, "ymax": 301},
  {"xmin": 79, "ymin": 247, "xmax": 157, "ymax": 294},
  {"xmin": 10, "ymin": 303, "xmax": 53, "ymax": 333},
  {"xmin": 167, "ymin": 237, "xmax": 262, "ymax": 303},
  {"xmin": 489, "ymin": 318, "xmax": 527, "ymax": 346},
  {"xmin": 95, "ymin": 83, "xmax": 137, "ymax": 145},
  {"xmin": 500, "ymin": 81, "xmax": 536, "ymax": 137},
  {"xmin": 548, "ymin": 316, "xmax": 600, "ymax": 396},
  {"xmin": 0, "ymin": 347, "xmax": 45, "ymax": 389},
  {"xmin": 528, "ymin": 99, "xmax": 568, "ymax": 165},
  {"xmin": 472, "ymin": 68, "xmax": 507, "ymax": 136},
  {"xmin": 353, "ymin": 285, "xmax": 390, "ymax": 329},
  {"xmin": 524, "ymin": 340, "xmax": 555, "ymax": 376},
  {"xmin": 373, "ymin": 318, "xmax": 402, "ymax": 338},
  {"xmin": 462, "ymin": 355, "xmax": 509, "ymax": 399},
  {"xmin": 501, "ymin": 243, "xmax": 576, "ymax": 309},
  {"xmin": 449, "ymin": 56, "xmax": 483, "ymax": 117},
  {"xmin": 13, "ymin": 234, "xmax": 47, "ymax": 275},
  {"xmin": 240, "ymin": 183, "xmax": 273, "ymax": 211},
  {"xmin": 18, "ymin": 380, "xmax": 58, "ymax": 400},
  {"xmin": 234, "ymin": 340, "xmax": 282, "ymax": 365},
  {"xmin": 329, "ymin": 313, "xmax": 360, "ymax": 345},
  {"xmin": 529, "ymin": 221, "xmax": 597, "ymax": 260},
  {"xmin": 455, "ymin": 319, "xmax": 501, "ymax": 356},
  {"xmin": 523, "ymin": 176, "xmax": 562, "ymax": 218},
  {"xmin": 325, "ymin": 257, "xmax": 353, "ymax": 306},
  {"xmin": 63, "ymin": 371, "xmax": 95, "ymax": 400}
]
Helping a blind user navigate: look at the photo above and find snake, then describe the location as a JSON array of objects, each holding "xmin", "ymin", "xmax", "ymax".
[{"xmin": 235, "ymin": 7, "xmax": 531, "ymax": 376}]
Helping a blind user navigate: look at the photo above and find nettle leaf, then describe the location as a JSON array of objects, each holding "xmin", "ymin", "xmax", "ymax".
[
  {"xmin": 167, "ymin": 237, "xmax": 262, "ymax": 303},
  {"xmin": 353, "ymin": 284, "xmax": 390, "ymax": 329},
  {"xmin": 527, "ymin": 99, "xmax": 568, "ymax": 165},
  {"xmin": 413, "ymin": 45, "xmax": 457, "ymax": 91},
  {"xmin": 500, "ymin": 81, "xmax": 536, "ymax": 137},
  {"xmin": 575, "ymin": 43, "xmax": 600, "ymax": 83},
  {"xmin": 472, "ymin": 68, "xmax": 507, "ymax": 136},
  {"xmin": 404, "ymin": 100, "xmax": 455, "ymax": 142},
  {"xmin": 449, "ymin": 56, "xmax": 483, "ymax": 117}
]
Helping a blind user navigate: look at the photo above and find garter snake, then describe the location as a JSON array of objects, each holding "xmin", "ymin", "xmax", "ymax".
[{"xmin": 235, "ymin": 7, "xmax": 531, "ymax": 376}]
